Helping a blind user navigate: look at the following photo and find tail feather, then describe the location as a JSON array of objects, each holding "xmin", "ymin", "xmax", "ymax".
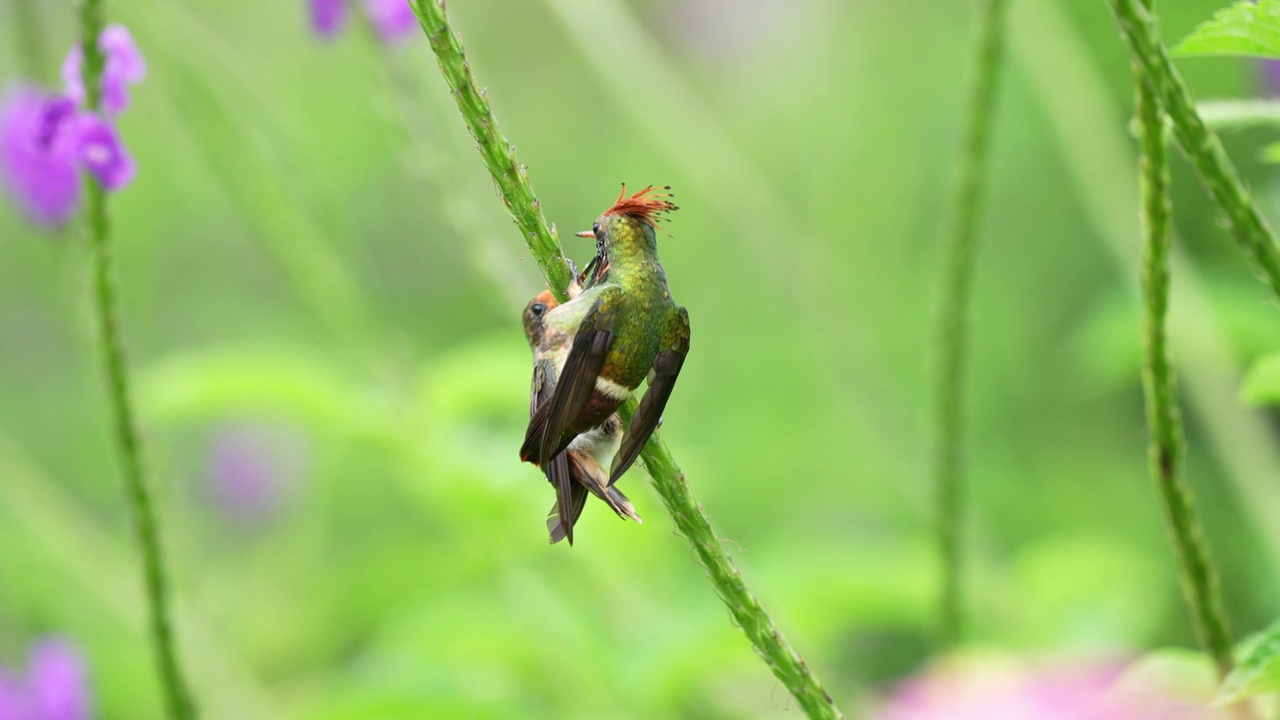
[
  {"xmin": 605, "ymin": 486, "xmax": 644, "ymax": 524},
  {"xmin": 568, "ymin": 452, "xmax": 643, "ymax": 523},
  {"xmin": 546, "ymin": 482, "xmax": 588, "ymax": 544}
]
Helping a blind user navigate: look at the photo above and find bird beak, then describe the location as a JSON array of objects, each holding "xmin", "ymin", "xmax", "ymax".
[{"xmin": 574, "ymin": 230, "xmax": 593, "ymax": 238}]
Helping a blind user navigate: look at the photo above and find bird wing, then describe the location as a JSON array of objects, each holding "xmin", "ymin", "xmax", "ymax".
[
  {"xmin": 545, "ymin": 465, "xmax": 589, "ymax": 545},
  {"xmin": 520, "ymin": 290, "xmax": 620, "ymax": 466},
  {"xmin": 609, "ymin": 306, "xmax": 690, "ymax": 484},
  {"xmin": 530, "ymin": 357, "xmax": 556, "ymax": 417}
]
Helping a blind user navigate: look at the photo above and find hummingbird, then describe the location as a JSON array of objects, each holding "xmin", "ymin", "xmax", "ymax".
[
  {"xmin": 520, "ymin": 184, "xmax": 691, "ymax": 494},
  {"xmin": 523, "ymin": 289, "xmax": 643, "ymax": 544}
]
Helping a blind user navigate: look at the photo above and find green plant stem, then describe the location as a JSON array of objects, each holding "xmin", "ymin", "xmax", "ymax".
[
  {"xmin": 932, "ymin": 0, "xmax": 1008, "ymax": 650},
  {"xmin": 407, "ymin": 1, "xmax": 844, "ymax": 717},
  {"xmin": 1108, "ymin": 0, "xmax": 1280, "ymax": 302},
  {"xmin": 76, "ymin": 0, "xmax": 196, "ymax": 717},
  {"xmin": 407, "ymin": 0, "xmax": 573, "ymax": 304},
  {"xmin": 1126, "ymin": 0, "xmax": 1236, "ymax": 683},
  {"xmin": 1130, "ymin": 12, "xmax": 1234, "ymax": 678},
  {"xmin": 618, "ymin": 404, "xmax": 841, "ymax": 720}
]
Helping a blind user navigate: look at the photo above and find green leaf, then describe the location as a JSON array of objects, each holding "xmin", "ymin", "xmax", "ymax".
[
  {"xmin": 1262, "ymin": 141, "xmax": 1280, "ymax": 164},
  {"xmin": 1217, "ymin": 619, "xmax": 1280, "ymax": 704},
  {"xmin": 1199, "ymin": 100, "xmax": 1280, "ymax": 131},
  {"xmin": 1175, "ymin": 0, "xmax": 1280, "ymax": 58},
  {"xmin": 1240, "ymin": 352, "xmax": 1280, "ymax": 406},
  {"xmin": 136, "ymin": 346, "xmax": 386, "ymax": 438}
]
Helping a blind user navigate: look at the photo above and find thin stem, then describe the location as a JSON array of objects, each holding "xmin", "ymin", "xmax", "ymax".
[
  {"xmin": 1108, "ymin": 0, "xmax": 1280, "ymax": 302},
  {"xmin": 75, "ymin": 0, "xmax": 196, "ymax": 717},
  {"xmin": 619, "ymin": 404, "xmax": 842, "ymax": 720},
  {"xmin": 931, "ymin": 0, "xmax": 1009, "ymax": 649},
  {"xmin": 406, "ymin": 1, "xmax": 844, "ymax": 717},
  {"xmin": 1125, "ymin": 0, "xmax": 1237, "ymax": 682},
  {"xmin": 407, "ymin": 0, "xmax": 574, "ymax": 303}
]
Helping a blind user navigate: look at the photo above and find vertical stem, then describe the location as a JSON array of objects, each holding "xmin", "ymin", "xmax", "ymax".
[
  {"xmin": 1126, "ymin": 0, "xmax": 1237, "ymax": 682},
  {"xmin": 1108, "ymin": 0, "xmax": 1280, "ymax": 303},
  {"xmin": 75, "ymin": 1, "xmax": 196, "ymax": 717},
  {"xmin": 932, "ymin": 0, "xmax": 1009, "ymax": 649},
  {"xmin": 406, "ymin": 1, "xmax": 844, "ymax": 717}
]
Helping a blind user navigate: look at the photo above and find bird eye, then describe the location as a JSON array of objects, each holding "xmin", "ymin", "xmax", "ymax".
[
  {"xmin": 531, "ymin": 302, "xmax": 547, "ymax": 317},
  {"xmin": 592, "ymin": 221, "xmax": 601, "ymax": 237}
]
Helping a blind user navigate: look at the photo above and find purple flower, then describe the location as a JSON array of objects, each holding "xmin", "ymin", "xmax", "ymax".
[
  {"xmin": 70, "ymin": 114, "xmax": 135, "ymax": 191},
  {"xmin": 876, "ymin": 656, "xmax": 1220, "ymax": 720},
  {"xmin": 0, "ymin": 86, "xmax": 81, "ymax": 226},
  {"xmin": 208, "ymin": 423, "xmax": 308, "ymax": 522},
  {"xmin": 0, "ymin": 638, "xmax": 91, "ymax": 720},
  {"xmin": 364, "ymin": 0, "xmax": 417, "ymax": 43},
  {"xmin": 25, "ymin": 642, "xmax": 89, "ymax": 720},
  {"xmin": 61, "ymin": 25, "xmax": 146, "ymax": 116},
  {"xmin": 1258, "ymin": 59, "xmax": 1280, "ymax": 98},
  {"xmin": 309, "ymin": 0, "xmax": 349, "ymax": 38}
]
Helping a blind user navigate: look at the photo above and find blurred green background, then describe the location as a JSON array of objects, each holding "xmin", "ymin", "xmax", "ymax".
[{"xmin": 3, "ymin": 0, "xmax": 1280, "ymax": 717}]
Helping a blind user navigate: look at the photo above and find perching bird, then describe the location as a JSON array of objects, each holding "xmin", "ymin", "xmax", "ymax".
[
  {"xmin": 520, "ymin": 184, "xmax": 691, "ymax": 502},
  {"xmin": 523, "ymin": 289, "xmax": 643, "ymax": 544}
]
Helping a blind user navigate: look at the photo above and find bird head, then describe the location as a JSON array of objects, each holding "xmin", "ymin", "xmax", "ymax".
[
  {"xmin": 575, "ymin": 184, "xmax": 677, "ymax": 259},
  {"xmin": 521, "ymin": 290, "xmax": 559, "ymax": 348}
]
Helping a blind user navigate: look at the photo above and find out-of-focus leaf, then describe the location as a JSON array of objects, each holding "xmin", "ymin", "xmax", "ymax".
[
  {"xmin": 1262, "ymin": 142, "xmax": 1280, "ymax": 165},
  {"xmin": 1071, "ymin": 292, "xmax": 1142, "ymax": 390},
  {"xmin": 1175, "ymin": 0, "xmax": 1280, "ymax": 58},
  {"xmin": 1012, "ymin": 536, "xmax": 1163, "ymax": 647},
  {"xmin": 1199, "ymin": 100, "xmax": 1280, "ymax": 131},
  {"xmin": 1240, "ymin": 352, "xmax": 1280, "ymax": 406},
  {"xmin": 416, "ymin": 333, "xmax": 529, "ymax": 421},
  {"xmin": 136, "ymin": 346, "xmax": 386, "ymax": 438},
  {"xmin": 1217, "ymin": 619, "xmax": 1280, "ymax": 704}
]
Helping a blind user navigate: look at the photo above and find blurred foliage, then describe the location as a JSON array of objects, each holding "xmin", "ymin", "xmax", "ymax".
[
  {"xmin": 1176, "ymin": 0, "xmax": 1280, "ymax": 59},
  {"xmin": 3, "ymin": 0, "xmax": 1280, "ymax": 717},
  {"xmin": 1219, "ymin": 619, "xmax": 1280, "ymax": 704}
]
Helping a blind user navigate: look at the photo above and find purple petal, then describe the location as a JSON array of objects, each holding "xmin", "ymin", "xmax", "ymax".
[
  {"xmin": 61, "ymin": 24, "xmax": 146, "ymax": 115},
  {"xmin": 1259, "ymin": 59, "xmax": 1280, "ymax": 98},
  {"xmin": 875, "ymin": 658, "xmax": 1216, "ymax": 720},
  {"xmin": 25, "ymin": 640, "xmax": 89, "ymax": 720},
  {"xmin": 100, "ymin": 26, "xmax": 146, "ymax": 84},
  {"xmin": 59, "ymin": 48, "xmax": 85, "ymax": 109},
  {"xmin": 309, "ymin": 0, "xmax": 349, "ymax": 38},
  {"xmin": 70, "ymin": 114, "xmax": 135, "ymax": 191},
  {"xmin": 364, "ymin": 0, "xmax": 417, "ymax": 44},
  {"xmin": 0, "ymin": 668, "xmax": 33, "ymax": 720},
  {"xmin": 0, "ymin": 86, "xmax": 82, "ymax": 226}
]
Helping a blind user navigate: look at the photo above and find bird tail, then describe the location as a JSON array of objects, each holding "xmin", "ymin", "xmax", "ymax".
[
  {"xmin": 545, "ymin": 452, "xmax": 587, "ymax": 545},
  {"xmin": 546, "ymin": 487, "xmax": 588, "ymax": 544},
  {"xmin": 569, "ymin": 452, "xmax": 643, "ymax": 524}
]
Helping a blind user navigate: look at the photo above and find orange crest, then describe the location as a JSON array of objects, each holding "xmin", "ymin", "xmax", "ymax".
[{"xmin": 602, "ymin": 184, "xmax": 679, "ymax": 231}]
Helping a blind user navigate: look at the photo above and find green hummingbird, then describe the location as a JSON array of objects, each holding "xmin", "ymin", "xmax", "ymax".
[
  {"xmin": 520, "ymin": 184, "xmax": 691, "ymax": 495},
  {"xmin": 523, "ymin": 288, "xmax": 643, "ymax": 544}
]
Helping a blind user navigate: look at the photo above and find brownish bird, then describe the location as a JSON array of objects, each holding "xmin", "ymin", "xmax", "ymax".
[{"xmin": 523, "ymin": 288, "xmax": 643, "ymax": 544}]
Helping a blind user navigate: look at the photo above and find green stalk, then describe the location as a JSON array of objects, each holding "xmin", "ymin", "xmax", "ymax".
[
  {"xmin": 1108, "ymin": 0, "xmax": 1280, "ymax": 302},
  {"xmin": 406, "ymin": 1, "xmax": 843, "ymax": 717},
  {"xmin": 75, "ymin": 1, "xmax": 196, "ymax": 717},
  {"xmin": 931, "ymin": 0, "xmax": 1009, "ymax": 649},
  {"xmin": 406, "ymin": 0, "xmax": 573, "ymax": 304},
  {"xmin": 1125, "ymin": 0, "xmax": 1236, "ymax": 682}
]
